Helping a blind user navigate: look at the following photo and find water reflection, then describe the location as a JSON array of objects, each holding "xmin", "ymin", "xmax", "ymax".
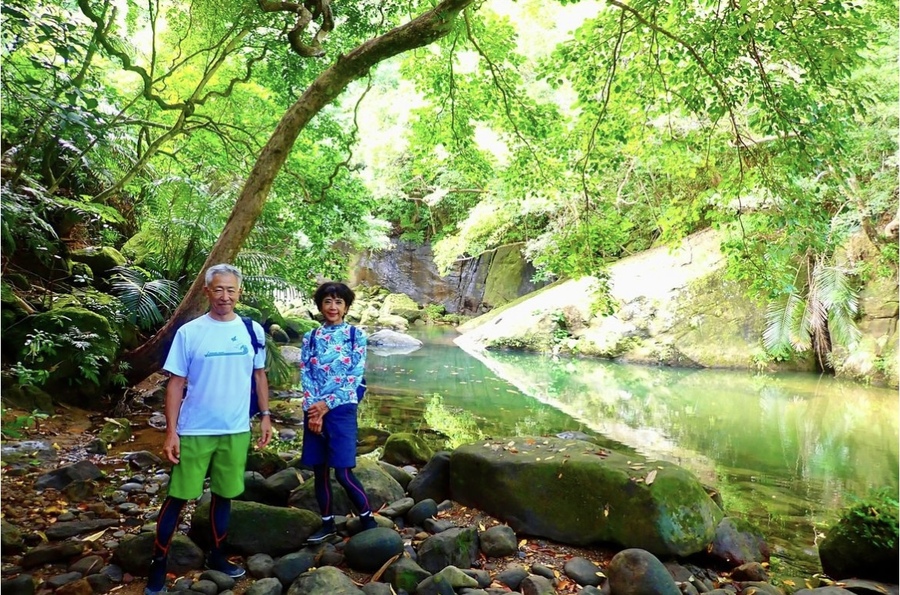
[{"xmin": 363, "ymin": 327, "xmax": 898, "ymax": 575}]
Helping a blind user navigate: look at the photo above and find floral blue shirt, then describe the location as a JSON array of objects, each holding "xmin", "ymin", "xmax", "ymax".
[{"xmin": 300, "ymin": 323, "xmax": 367, "ymax": 411}]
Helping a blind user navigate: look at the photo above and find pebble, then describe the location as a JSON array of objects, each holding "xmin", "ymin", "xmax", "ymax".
[
  {"xmin": 110, "ymin": 491, "xmax": 128, "ymax": 504},
  {"xmin": 119, "ymin": 483, "xmax": 144, "ymax": 493},
  {"xmin": 58, "ymin": 512, "xmax": 77, "ymax": 522}
]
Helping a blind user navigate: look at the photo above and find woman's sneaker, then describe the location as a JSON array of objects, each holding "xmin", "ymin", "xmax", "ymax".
[
  {"xmin": 306, "ymin": 519, "xmax": 336, "ymax": 544},
  {"xmin": 359, "ymin": 514, "xmax": 378, "ymax": 531},
  {"xmin": 205, "ymin": 552, "xmax": 246, "ymax": 578}
]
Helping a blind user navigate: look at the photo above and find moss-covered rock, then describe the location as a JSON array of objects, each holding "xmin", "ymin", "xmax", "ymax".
[
  {"xmin": 383, "ymin": 433, "xmax": 434, "ymax": 466},
  {"xmin": 49, "ymin": 289, "xmax": 139, "ymax": 350},
  {"xmin": 288, "ymin": 458, "xmax": 405, "ymax": 514},
  {"xmin": 281, "ymin": 314, "xmax": 319, "ymax": 340},
  {"xmin": 69, "ymin": 247, "xmax": 126, "ymax": 281},
  {"xmin": 381, "ymin": 293, "xmax": 422, "ymax": 322},
  {"xmin": 190, "ymin": 500, "xmax": 320, "ymax": 557},
  {"xmin": 1, "ymin": 384, "xmax": 54, "ymax": 412},
  {"xmin": 98, "ymin": 418, "xmax": 132, "ymax": 446},
  {"xmin": 449, "ymin": 437, "xmax": 722, "ymax": 557},
  {"xmin": 483, "ymin": 244, "xmax": 533, "ymax": 308},
  {"xmin": 818, "ymin": 490, "xmax": 898, "ymax": 583},
  {"xmin": 8, "ymin": 307, "xmax": 120, "ymax": 407}
]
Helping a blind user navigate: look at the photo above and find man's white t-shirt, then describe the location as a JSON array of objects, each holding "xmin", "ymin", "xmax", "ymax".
[{"xmin": 163, "ymin": 314, "xmax": 266, "ymax": 436}]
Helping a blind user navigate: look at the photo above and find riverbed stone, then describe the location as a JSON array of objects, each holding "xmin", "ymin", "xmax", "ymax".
[
  {"xmin": 381, "ymin": 496, "xmax": 415, "ymax": 518},
  {"xmin": 54, "ymin": 578, "xmax": 93, "ymax": 595},
  {"xmin": 732, "ymin": 563, "xmax": 769, "ymax": 583},
  {"xmin": 85, "ymin": 573, "xmax": 114, "ymax": 593},
  {"xmin": 496, "ymin": 564, "xmax": 529, "ymax": 590},
  {"xmin": 479, "ymin": 525, "xmax": 517, "ymax": 558},
  {"xmin": 190, "ymin": 579, "xmax": 219, "ymax": 595},
  {"xmin": 190, "ymin": 500, "xmax": 319, "ymax": 557},
  {"xmin": 246, "ymin": 553, "xmax": 275, "ymax": 578},
  {"xmin": 416, "ymin": 566, "xmax": 478, "ymax": 595},
  {"xmin": 417, "ymin": 527, "xmax": 479, "ymax": 575},
  {"xmin": 407, "ymin": 498, "xmax": 438, "ymax": 526},
  {"xmin": 273, "ymin": 550, "xmax": 318, "ymax": 586},
  {"xmin": 378, "ymin": 462, "xmax": 413, "ymax": 490},
  {"xmin": 69, "ymin": 555, "xmax": 104, "ymax": 576},
  {"xmin": 607, "ymin": 548, "xmax": 681, "ymax": 595},
  {"xmin": 286, "ymin": 565, "xmax": 364, "ymax": 595},
  {"xmin": 46, "ymin": 519, "xmax": 121, "ymax": 540},
  {"xmin": 263, "ymin": 468, "xmax": 305, "ymax": 504},
  {"xmin": 123, "ymin": 451, "xmax": 164, "ymax": 470},
  {"xmin": 21, "ymin": 542, "xmax": 86, "ymax": 568},
  {"xmin": 450, "ymin": 437, "xmax": 722, "ymax": 556},
  {"xmin": 520, "ymin": 574, "xmax": 555, "ymax": 595},
  {"xmin": 344, "ymin": 527, "xmax": 405, "ymax": 573},
  {"xmin": 111, "ymin": 533, "xmax": 203, "ymax": 575},
  {"xmin": 407, "ymin": 451, "xmax": 451, "ymax": 504},
  {"xmin": 564, "ymin": 557, "xmax": 604, "ymax": 587},
  {"xmin": 1, "ymin": 574, "xmax": 35, "ymax": 595},
  {"xmin": 361, "ymin": 583, "xmax": 394, "ymax": 595},
  {"xmin": 384, "ymin": 556, "xmax": 431, "ymax": 593},
  {"xmin": 245, "ymin": 577, "xmax": 282, "ymax": 595},
  {"xmin": 1, "ymin": 520, "xmax": 24, "ymax": 553},
  {"xmin": 708, "ymin": 517, "xmax": 770, "ymax": 567},
  {"xmin": 382, "ymin": 433, "xmax": 434, "ymax": 466},
  {"xmin": 35, "ymin": 460, "xmax": 104, "ymax": 491},
  {"xmin": 45, "ymin": 572, "xmax": 84, "ymax": 589}
]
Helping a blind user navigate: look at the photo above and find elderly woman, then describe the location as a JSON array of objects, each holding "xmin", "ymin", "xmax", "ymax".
[{"xmin": 300, "ymin": 281, "xmax": 377, "ymax": 543}]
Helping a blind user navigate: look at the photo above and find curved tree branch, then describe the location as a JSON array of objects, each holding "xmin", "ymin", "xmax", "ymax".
[{"xmin": 124, "ymin": 0, "xmax": 477, "ymax": 383}]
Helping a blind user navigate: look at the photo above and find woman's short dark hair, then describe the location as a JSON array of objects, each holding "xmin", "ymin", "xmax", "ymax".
[{"xmin": 313, "ymin": 282, "xmax": 355, "ymax": 310}]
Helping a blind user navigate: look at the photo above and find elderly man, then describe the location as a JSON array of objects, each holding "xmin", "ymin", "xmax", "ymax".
[{"xmin": 146, "ymin": 263, "xmax": 272, "ymax": 595}]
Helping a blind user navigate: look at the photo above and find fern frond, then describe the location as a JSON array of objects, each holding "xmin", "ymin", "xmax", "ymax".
[
  {"xmin": 264, "ymin": 335, "xmax": 297, "ymax": 390},
  {"xmin": 816, "ymin": 264, "xmax": 862, "ymax": 348}
]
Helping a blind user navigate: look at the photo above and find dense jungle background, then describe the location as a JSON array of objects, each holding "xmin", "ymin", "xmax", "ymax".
[{"xmin": 1, "ymin": 0, "xmax": 897, "ymax": 410}]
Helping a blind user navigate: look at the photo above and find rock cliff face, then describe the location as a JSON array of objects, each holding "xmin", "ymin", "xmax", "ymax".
[
  {"xmin": 456, "ymin": 229, "xmax": 898, "ymax": 385},
  {"xmin": 348, "ymin": 240, "xmax": 544, "ymax": 314}
]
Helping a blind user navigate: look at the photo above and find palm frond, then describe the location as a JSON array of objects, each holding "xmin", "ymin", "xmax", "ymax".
[
  {"xmin": 815, "ymin": 264, "xmax": 862, "ymax": 348},
  {"xmin": 264, "ymin": 335, "xmax": 297, "ymax": 390},
  {"xmin": 110, "ymin": 266, "xmax": 182, "ymax": 329},
  {"xmin": 764, "ymin": 292, "xmax": 808, "ymax": 352}
]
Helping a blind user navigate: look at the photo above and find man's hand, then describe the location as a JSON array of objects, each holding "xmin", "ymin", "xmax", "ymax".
[
  {"xmin": 163, "ymin": 433, "xmax": 180, "ymax": 464},
  {"xmin": 257, "ymin": 416, "xmax": 273, "ymax": 448}
]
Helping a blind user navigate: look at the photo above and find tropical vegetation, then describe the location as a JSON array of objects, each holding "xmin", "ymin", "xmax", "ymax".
[{"xmin": 1, "ymin": 0, "xmax": 897, "ymax": 403}]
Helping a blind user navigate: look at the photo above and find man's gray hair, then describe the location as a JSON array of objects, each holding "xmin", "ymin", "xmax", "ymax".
[{"xmin": 205, "ymin": 263, "xmax": 243, "ymax": 287}]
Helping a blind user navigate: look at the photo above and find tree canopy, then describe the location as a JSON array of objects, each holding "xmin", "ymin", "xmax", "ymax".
[{"xmin": 1, "ymin": 0, "xmax": 896, "ymax": 383}]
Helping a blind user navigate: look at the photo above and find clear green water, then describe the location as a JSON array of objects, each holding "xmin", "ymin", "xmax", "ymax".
[{"xmin": 361, "ymin": 327, "xmax": 899, "ymax": 575}]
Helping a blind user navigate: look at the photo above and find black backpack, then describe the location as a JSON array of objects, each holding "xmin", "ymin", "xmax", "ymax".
[
  {"xmin": 241, "ymin": 316, "xmax": 264, "ymax": 417},
  {"xmin": 307, "ymin": 326, "xmax": 367, "ymax": 402}
]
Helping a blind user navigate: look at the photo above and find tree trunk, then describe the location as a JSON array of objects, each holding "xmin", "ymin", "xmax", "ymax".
[{"xmin": 123, "ymin": 0, "xmax": 475, "ymax": 384}]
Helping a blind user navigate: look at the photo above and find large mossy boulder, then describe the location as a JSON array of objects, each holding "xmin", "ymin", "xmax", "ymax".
[
  {"xmin": 49, "ymin": 289, "xmax": 140, "ymax": 349},
  {"xmin": 190, "ymin": 500, "xmax": 320, "ymax": 557},
  {"xmin": 288, "ymin": 458, "xmax": 405, "ymax": 514},
  {"xmin": 449, "ymin": 437, "xmax": 722, "ymax": 556},
  {"xmin": 9, "ymin": 307, "xmax": 120, "ymax": 406},
  {"xmin": 382, "ymin": 433, "xmax": 434, "ymax": 466},
  {"xmin": 818, "ymin": 490, "xmax": 898, "ymax": 583},
  {"xmin": 69, "ymin": 247, "xmax": 126, "ymax": 281},
  {"xmin": 281, "ymin": 314, "xmax": 319, "ymax": 340},
  {"xmin": 482, "ymin": 244, "xmax": 533, "ymax": 308},
  {"xmin": 380, "ymin": 293, "xmax": 422, "ymax": 322}
]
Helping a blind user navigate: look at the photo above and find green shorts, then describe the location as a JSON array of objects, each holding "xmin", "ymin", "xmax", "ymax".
[{"xmin": 168, "ymin": 433, "xmax": 251, "ymax": 500}]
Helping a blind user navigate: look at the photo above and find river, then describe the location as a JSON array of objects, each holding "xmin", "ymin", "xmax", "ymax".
[{"xmin": 360, "ymin": 326, "xmax": 899, "ymax": 576}]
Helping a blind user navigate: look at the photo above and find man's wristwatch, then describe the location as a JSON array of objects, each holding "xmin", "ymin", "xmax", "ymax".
[{"xmin": 259, "ymin": 410, "xmax": 271, "ymax": 417}]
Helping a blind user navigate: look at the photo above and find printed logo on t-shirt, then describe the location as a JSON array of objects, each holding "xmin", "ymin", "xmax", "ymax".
[{"xmin": 205, "ymin": 335, "xmax": 250, "ymax": 358}]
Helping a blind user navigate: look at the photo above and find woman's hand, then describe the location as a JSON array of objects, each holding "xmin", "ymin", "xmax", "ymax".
[{"xmin": 307, "ymin": 401, "xmax": 329, "ymax": 435}]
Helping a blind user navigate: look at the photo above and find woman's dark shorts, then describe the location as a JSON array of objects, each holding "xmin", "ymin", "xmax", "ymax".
[{"xmin": 300, "ymin": 403, "xmax": 358, "ymax": 468}]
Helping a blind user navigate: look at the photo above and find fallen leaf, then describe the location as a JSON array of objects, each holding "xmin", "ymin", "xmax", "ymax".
[
  {"xmin": 518, "ymin": 539, "xmax": 528, "ymax": 548},
  {"xmin": 646, "ymin": 470, "xmax": 658, "ymax": 485}
]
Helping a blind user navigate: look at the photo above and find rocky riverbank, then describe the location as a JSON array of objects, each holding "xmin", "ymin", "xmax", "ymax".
[{"xmin": 1, "ymin": 405, "xmax": 896, "ymax": 595}]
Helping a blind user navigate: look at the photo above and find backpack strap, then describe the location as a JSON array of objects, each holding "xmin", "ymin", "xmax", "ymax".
[
  {"xmin": 240, "ymin": 316, "xmax": 262, "ymax": 354},
  {"xmin": 350, "ymin": 325, "xmax": 356, "ymax": 350}
]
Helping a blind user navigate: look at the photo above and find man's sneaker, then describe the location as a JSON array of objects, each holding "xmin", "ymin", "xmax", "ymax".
[
  {"xmin": 306, "ymin": 519, "xmax": 336, "ymax": 544},
  {"xmin": 359, "ymin": 514, "xmax": 378, "ymax": 531},
  {"xmin": 206, "ymin": 552, "xmax": 246, "ymax": 579},
  {"xmin": 144, "ymin": 556, "xmax": 168, "ymax": 595}
]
